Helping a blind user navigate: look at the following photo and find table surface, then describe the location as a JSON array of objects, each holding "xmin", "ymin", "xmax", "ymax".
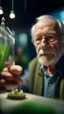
[{"xmin": 0, "ymin": 92, "xmax": 64, "ymax": 114}]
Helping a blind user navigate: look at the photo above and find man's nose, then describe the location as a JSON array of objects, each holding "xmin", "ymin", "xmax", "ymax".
[{"xmin": 40, "ymin": 38, "xmax": 47, "ymax": 48}]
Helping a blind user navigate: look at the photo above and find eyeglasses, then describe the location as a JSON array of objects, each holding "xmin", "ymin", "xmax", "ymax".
[{"xmin": 33, "ymin": 33, "xmax": 59, "ymax": 46}]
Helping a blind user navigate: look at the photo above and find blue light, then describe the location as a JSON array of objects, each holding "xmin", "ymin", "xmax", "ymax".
[{"xmin": 60, "ymin": 10, "xmax": 64, "ymax": 20}]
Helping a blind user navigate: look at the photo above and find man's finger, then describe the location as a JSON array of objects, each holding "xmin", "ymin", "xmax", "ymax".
[
  {"xmin": 3, "ymin": 67, "xmax": 8, "ymax": 72},
  {"xmin": 1, "ymin": 71, "xmax": 14, "ymax": 80},
  {"xmin": 0, "ymin": 80, "xmax": 22, "ymax": 90},
  {"xmin": 10, "ymin": 65, "xmax": 23, "ymax": 75},
  {"xmin": 0, "ymin": 71, "xmax": 23, "ymax": 85}
]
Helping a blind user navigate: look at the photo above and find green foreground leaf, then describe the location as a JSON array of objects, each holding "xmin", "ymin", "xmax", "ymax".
[{"xmin": 0, "ymin": 42, "xmax": 9, "ymax": 72}]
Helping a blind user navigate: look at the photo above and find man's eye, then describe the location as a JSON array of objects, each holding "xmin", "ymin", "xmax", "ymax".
[
  {"xmin": 36, "ymin": 37, "xmax": 42, "ymax": 41},
  {"xmin": 47, "ymin": 35, "xmax": 54, "ymax": 39},
  {"xmin": 47, "ymin": 36, "xmax": 55, "ymax": 40}
]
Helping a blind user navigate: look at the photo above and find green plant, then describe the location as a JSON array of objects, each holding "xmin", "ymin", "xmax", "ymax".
[{"xmin": 0, "ymin": 42, "xmax": 9, "ymax": 72}]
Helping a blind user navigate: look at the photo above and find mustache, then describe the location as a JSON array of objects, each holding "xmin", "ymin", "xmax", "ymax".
[{"xmin": 38, "ymin": 49, "xmax": 56, "ymax": 55}]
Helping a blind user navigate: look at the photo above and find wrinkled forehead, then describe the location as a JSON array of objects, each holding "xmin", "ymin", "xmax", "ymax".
[{"xmin": 34, "ymin": 18, "xmax": 60, "ymax": 35}]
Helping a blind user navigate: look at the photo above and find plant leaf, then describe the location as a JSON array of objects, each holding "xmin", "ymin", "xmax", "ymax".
[{"xmin": 0, "ymin": 42, "xmax": 9, "ymax": 72}]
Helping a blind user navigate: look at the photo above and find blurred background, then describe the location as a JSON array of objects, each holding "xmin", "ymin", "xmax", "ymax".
[{"xmin": 0, "ymin": 0, "xmax": 64, "ymax": 71}]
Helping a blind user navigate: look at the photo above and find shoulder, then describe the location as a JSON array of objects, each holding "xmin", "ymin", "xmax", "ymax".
[{"xmin": 28, "ymin": 57, "xmax": 38, "ymax": 68}]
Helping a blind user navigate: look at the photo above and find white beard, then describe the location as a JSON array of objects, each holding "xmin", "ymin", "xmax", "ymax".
[{"xmin": 37, "ymin": 49, "xmax": 63, "ymax": 66}]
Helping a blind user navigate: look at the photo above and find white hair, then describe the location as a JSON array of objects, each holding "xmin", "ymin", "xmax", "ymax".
[{"xmin": 31, "ymin": 15, "xmax": 64, "ymax": 41}]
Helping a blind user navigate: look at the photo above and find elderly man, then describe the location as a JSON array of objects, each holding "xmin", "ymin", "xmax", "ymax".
[{"xmin": 0, "ymin": 15, "xmax": 64, "ymax": 100}]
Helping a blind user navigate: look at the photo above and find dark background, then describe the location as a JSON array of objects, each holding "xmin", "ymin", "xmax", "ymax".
[{"xmin": 0, "ymin": 0, "xmax": 64, "ymax": 28}]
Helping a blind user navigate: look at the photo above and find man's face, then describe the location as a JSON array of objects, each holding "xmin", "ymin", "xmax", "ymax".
[{"xmin": 33, "ymin": 18, "xmax": 62, "ymax": 66}]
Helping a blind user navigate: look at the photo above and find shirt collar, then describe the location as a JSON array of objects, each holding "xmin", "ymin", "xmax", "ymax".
[
  {"xmin": 40, "ymin": 54, "xmax": 64, "ymax": 78},
  {"xmin": 40, "ymin": 64, "xmax": 47, "ymax": 72},
  {"xmin": 40, "ymin": 64, "xmax": 59, "ymax": 84},
  {"xmin": 40, "ymin": 64, "xmax": 53, "ymax": 78}
]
